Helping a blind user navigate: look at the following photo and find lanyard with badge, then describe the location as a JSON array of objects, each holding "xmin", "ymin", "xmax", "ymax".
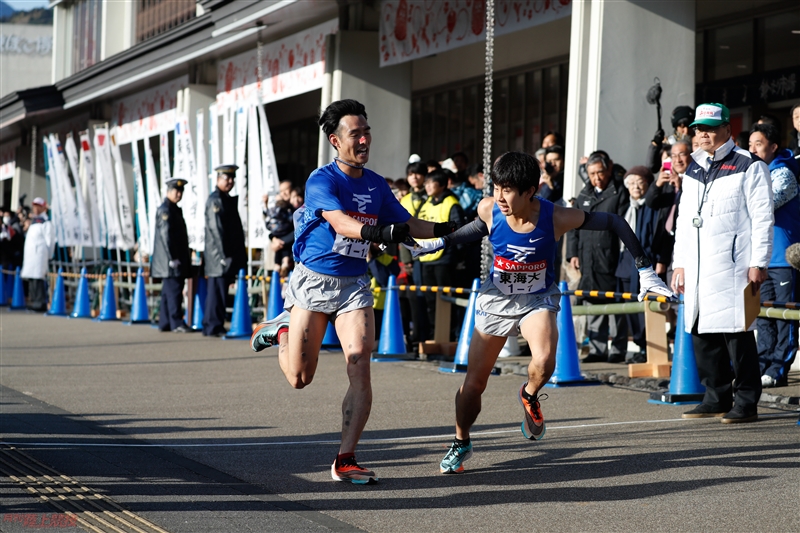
[{"xmin": 693, "ymin": 161, "xmax": 719, "ymax": 228}]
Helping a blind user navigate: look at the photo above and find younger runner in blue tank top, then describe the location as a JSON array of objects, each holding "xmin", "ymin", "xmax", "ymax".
[{"xmin": 407, "ymin": 151, "xmax": 676, "ymax": 476}]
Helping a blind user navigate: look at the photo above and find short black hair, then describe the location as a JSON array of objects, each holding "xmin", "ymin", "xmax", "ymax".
[
  {"xmin": 424, "ymin": 169, "xmax": 449, "ymax": 188},
  {"xmin": 425, "ymin": 159, "xmax": 441, "ymax": 171},
  {"xmin": 406, "ymin": 161, "xmax": 428, "ymax": 176},
  {"xmin": 757, "ymin": 113, "xmax": 781, "ymax": 133},
  {"xmin": 319, "ymin": 99, "xmax": 367, "ymax": 137},
  {"xmin": 467, "ymin": 163, "xmax": 483, "ymax": 178},
  {"xmin": 751, "ymin": 123, "xmax": 781, "ymax": 148},
  {"xmin": 492, "ymin": 152, "xmax": 540, "ymax": 195},
  {"xmin": 543, "ymin": 131, "xmax": 564, "ymax": 145},
  {"xmin": 545, "ymin": 145, "xmax": 564, "ymax": 158},
  {"xmin": 451, "ymin": 151, "xmax": 468, "ymax": 162}
]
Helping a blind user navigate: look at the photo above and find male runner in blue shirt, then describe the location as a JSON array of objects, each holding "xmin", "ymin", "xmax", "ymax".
[
  {"xmin": 410, "ymin": 151, "xmax": 675, "ymax": 474},
  {"xmin": 250, "ymin": 99, "xmax": 452, "ymax": 484}
]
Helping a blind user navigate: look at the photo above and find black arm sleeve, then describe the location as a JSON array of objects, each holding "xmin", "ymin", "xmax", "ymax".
[
  {"xmin": 578, "ymin": 211, "xmax": 647, "ymax": 264},
  {"xmin": 443, "ymin": 217, "xmax": 489, "ymax": 246}
]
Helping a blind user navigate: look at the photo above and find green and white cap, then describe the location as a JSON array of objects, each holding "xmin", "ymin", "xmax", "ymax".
[{"xmin": 690, "ymin": 103, "xmax": 730, "ymax": 127}]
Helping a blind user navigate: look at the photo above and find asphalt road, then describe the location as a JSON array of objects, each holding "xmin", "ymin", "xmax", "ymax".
[{"xmin": 1, "ymin": 308, "xmax": 798, "ymax": 532}]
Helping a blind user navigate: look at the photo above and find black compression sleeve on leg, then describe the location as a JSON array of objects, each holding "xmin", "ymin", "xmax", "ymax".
[
  {"xmin": 443, "ymin": 217, "xmax": 489, "ymax": 246},
  {"xmin": 577, "ymin": 211, "xmax": 647, "ymax": 263}
]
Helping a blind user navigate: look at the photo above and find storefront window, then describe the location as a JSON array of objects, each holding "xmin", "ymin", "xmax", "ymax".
[
  {"xmin": 411, "ymin": 62, "xmax": 568, "ymax": 166},
  {"xmin": 707, "ymin": 21, "xmax": 753, "ymax": 81},
  {"xmin": 760, "ymin": 12, "xmax": 800, "ymax": 72}
]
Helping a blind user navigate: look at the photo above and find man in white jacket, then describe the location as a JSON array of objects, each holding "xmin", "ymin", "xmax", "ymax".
[
  {"xmin": 671, "ymin": 103, "xmax": 773, "ymax": 424},
  {"xmin": 20, "ymin": 197, "xmax": 56, "ymax": 312}
]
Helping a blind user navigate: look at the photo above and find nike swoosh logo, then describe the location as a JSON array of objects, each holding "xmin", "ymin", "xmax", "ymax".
[
  {"xmin": 780, "ymin": 281, "xmax": 790, "ymax": 286},
  {"xmin": 368, "ymin": 187, "xmax": 377, "ymax": 191},
  {"xmin": 693, "ymin": 168, "xmax": 700, "ymax": 173},
  {"xmin": 529, "ymin": 237, "xmax": 543, "ymax": 243}
]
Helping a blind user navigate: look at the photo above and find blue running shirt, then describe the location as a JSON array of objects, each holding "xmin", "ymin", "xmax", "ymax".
[
  {"xmin": 293, "ymin": 161, "xmax": 411, "ymax": 276},
  {"xmin": 489, "ymin": 198, "xmax": 557, "ymax": 295}
]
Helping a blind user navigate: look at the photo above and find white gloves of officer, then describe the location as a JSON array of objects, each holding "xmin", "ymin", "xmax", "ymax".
[
  {"xmin": 638, "ymin": 266, "xmax": 677, "ymax": 302},
  {"xmin": 168, "ymin": 260, "xmax": 181, "ymax": 269},
  {"xmin": 401, "ymin": 237, "xmax": 445, "ymax": 259}
]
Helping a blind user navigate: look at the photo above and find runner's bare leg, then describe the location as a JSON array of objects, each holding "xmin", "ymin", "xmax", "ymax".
[
  {"xmin": 519, "ymin": 310, "xmax": 558, "ymax": 396},
  {"xmin": 278, "ymin": 307, "xmax": 328, "ymax": 388},
  {"xmin": 454, "ymin": 330, "xmax": 507, "ymax": 440}
]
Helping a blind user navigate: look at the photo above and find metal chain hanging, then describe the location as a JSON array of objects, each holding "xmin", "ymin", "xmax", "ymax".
[{"xmin": 480, "ymin": 0, "xmax": 495, "ymax": 281}]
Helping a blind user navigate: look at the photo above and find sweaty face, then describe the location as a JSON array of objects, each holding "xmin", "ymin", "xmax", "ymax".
[
  {"xmin": 331, "ymin": 114, "xmax": 371, "ymax": 166},
  {"xmin": 749, "ymin": 131, "xmax": 778, "ymax": 165},
  {"xmin": 587, "ymin": 162, "xmax": 612, "ymax": 191},
  {"xmin": 493, "ymin": 184, "xmax": 533, "ymax": 216}
]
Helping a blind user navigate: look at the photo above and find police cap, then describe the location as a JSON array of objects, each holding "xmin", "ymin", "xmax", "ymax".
[
  {"xmin": 215, "ymin": 164, "xmax": 239, "ymax": 177},
  {"xmin": 166, "ymin": 178, "xmax": 187, "ymax": 191}
]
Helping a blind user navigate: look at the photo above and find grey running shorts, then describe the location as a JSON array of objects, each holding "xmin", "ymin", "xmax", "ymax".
[
  {"xmin": 283, "ymin": 262, "xmax": 374, "ymax": 318},
  {"xmin": 474, "ymin": 280, "xmax": 561, "ymax": 337}
]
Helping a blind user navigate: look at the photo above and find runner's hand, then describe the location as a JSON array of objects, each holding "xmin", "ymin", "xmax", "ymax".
[
  {"xmin": 401, "ymin": 238, "xmax": 444, "ymax": 259},
  {"xmin": 638, "ymin": 266, "xmax": 677, "ymax": 302}
]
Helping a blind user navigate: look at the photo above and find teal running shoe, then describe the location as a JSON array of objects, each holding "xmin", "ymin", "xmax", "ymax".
[
  {"xmin": 440, "ymin": 440, "xmax": 473, "ymax": 474},
  {"xmin": 250, "ymin": 310, "xmax": 290, "ymax": 352}
]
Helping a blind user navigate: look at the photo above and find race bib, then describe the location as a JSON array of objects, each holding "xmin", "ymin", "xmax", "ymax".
[
  {"xmin": 333, "ymin": 211, "xmax": 376, "ymax": 259},
  {"xmin": 492, "ymin": 256, "xmax": 547, "ymax": 295}
]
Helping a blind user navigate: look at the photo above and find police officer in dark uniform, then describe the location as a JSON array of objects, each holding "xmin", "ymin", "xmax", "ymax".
[
  {"xmin": 151, "ymin": 178, "xmax": 192, "ymax": 332},
  {"xmin": 203, "ymin": 164, "xmax": 247, "ymax": 336}
]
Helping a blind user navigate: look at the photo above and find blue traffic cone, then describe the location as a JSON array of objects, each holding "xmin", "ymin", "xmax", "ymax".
[
  {"xmin": 649, "ymin": 294, "xmax": 705, "ymax": 404},
  {"xmin": 191, "ymin": 276, "xmax": 207, "ymax": 331},
  {"xmin": 321, "ymin": 321, "xmax": 340, "ymax": 349},
  {"xmin": 440, "ymin": 278, "xmax": 481, "ymax": 373},
  {"xmin": 224, "ymin": 269, "xmax": 253, "ymax": 339},
  {"xmin": 374, "ymin": 275, "xmax": 413, "ymax": 361},
  {"xmin": 0, "ymin": 270, "xmax": 6, "ymax": 307},
  {"xmin": 266, "ymin": 271, "xmax": 284, "ymax": 320},
  {"xmin": 547, "ymin": 281, "xmax": 593, "ymax": 386},
  {"xmin": 96, "ymin": 268, "xmax": 119, "ymax": 321},
  {"xmin": 46, "ymin": 268, "xmax": 67, "ymax": 316},
  {"xmin": 70, "ymin": 267, "xmax": 92, "ymax": 318},
  {"xmin": 10, "ymin": 267, "xmax": 25, "ymax": 309},
  {"xmin": 5, "ymin": 269, "xmax": 14, "ymax": 304},
  {"xmin": 127, "ymin": 268, "xmax": 150, "ymax": 324}
]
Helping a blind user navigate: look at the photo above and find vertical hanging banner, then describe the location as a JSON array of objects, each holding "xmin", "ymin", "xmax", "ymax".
[
  {"xmin": 93, "ymin": 126, "xmax": 123, "ymax": 249},
  {"xmin": 42, "ymin": 137, "xmax": 66, "ymax": 245},
  {"xmin": 159, "ymin": 132, "xmax": 171, "ymax": 199},
  {"xmin": 50, "ymin": 134, "xmax": 81, "ymax": 246},
  {"xmin": 234, "ymin": 105, "xmax": 248, "ymax": 238},
  {"xmin": 247, "ymin": 104, "xmax": 265, "ymax": 249},
  {"xmin": 144, "ymin": 139, "xmax": 162, "ymax": 257},
  {"xmin": 176, "ymin": 115, "xmax": 201, "ymax": 250},
  {"xmin": 257, "ymin": 105, "xmax": 280, "ymax": 197},
  {"xmin": 195, "ymin": 108, "xmax": 209, "ymax": 252},
  {"xmin": 222, "ymin": 107, "xmax": 234, "ymax": 168},
  {"xmin": 64, "ymin": 134, "xmax": 94, "ymax": 247},
  {"xmin": 208, "ymin": 103, "xmax": 220, "ymax": 178},
  {"xmin": 79, "ymin": 131, "xmax": 104, "ymax": 247},
  {"xmin": 109, "ymin": 129, "xmax": 135, "ymax": 250},
  {"xmin": 131, "ymin": 142, "xmax": 151, "ymax": 256}
]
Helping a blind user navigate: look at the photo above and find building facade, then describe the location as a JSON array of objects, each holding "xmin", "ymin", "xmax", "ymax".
[{"xmin": 0, "ymin": 0, "xmax": 797, "ymax": 238}]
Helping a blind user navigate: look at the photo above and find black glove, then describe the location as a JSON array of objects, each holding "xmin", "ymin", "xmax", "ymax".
[
  {"xmin": 433, "ymin": 221, "xmax": 457, "ymax": 237},
  {"xmin": 652, "ymin": 128, "xmax": 665, "ymax": 146},
  {"xmin": 361, "ymin": 223, "xmax": 410, "ymax": 244}
]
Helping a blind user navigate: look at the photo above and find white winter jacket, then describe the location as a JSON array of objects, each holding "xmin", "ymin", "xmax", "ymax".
[
  {"xmin": 20, "ymin": 215, "xmax": 56, "ymax": 280},
  {"xmin": 673, "ymin": 139, "xmax": 773, "ymax": 333}
]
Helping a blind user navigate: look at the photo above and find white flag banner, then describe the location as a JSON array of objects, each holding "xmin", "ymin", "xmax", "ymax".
[
  {"xmin": 42, "ymin": 138, "xmax": 66, "ymax": 245},
  {"xmin": 222, "ymin": 107, "xmax": 234, "ymax": 170},
  {"xmin": 257, "ymin": 104, "xmax": 280, "ymax": 198},
  {"xmin": 235, "ymin": 105, "xmax": 248, "ymax": 238},
  {"xmin": 195, "ymin": 108, "xmax": 209, "ymax": 252},
  {"xmin": 247, "ymin": 104, "xmax": 266, "ymax": 249},
  {"xmin": 143, "ymin": 139, "xmax": 162, "ymax": 256},
  {"xmin": 50, "ymin": 134, "xmax": 81, "ymax": 246},
  {"xmin": 93, "ymin": 126, "xmax": 123, "ymax": 249},
  {"xmin": 209, "ymin": 103, "xmax": 219, "ymax": 176},
  {"xmin": 109, "ymin": 129, "xmax": 135, "ymax": 250},
  {"xmin": 79, "ymin": 132, "xmax": 104, "ymax": 247},
  {"xmin": 131, "ymin": 142, "xmax": 150, "ymax": 256},
  {"xmin": 159, "ymin": 132, "xmax": 171, "ymax": 200},
  {"xmin": 64, "ymin": 134, "xmax": 93, "ymax": 247},
  {"xmin": 176, "ymin": 115, "xmax": 201, "ymax": 251}
]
